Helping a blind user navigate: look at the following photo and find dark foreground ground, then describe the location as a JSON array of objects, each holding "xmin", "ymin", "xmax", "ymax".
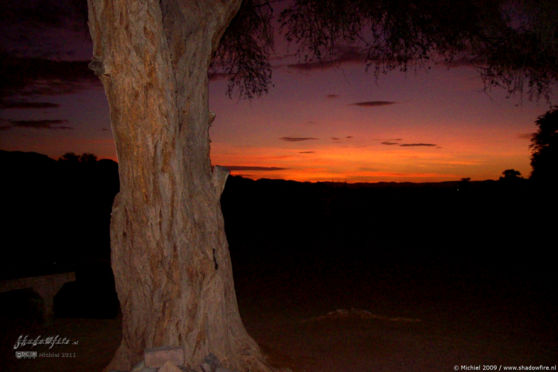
[
  {"xmin": 0, "ymin": 151, "xmax": 556, "ymax": 371},
  {"xmin": 227, "ymin": 177, "xmax": 557, "ymax": 371}
]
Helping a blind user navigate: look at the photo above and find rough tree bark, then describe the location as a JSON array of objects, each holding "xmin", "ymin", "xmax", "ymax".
[{"xmin": 87, "ymin": 1, "xmax": 272, "ymax": 370}]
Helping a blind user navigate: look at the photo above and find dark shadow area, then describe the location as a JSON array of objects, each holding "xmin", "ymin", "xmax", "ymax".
[
  {"xmin": 221, "ymin": 174, "xmax": 557, "ymax": 370},
  {"xmin": 0, "ymin": 150, "xmax": 119, "ymax": 319},
  {"xmin": 223, "ymin": 174, "xmax": 555, "ymax": 278},
  {"xmin": 2, "ymin": 149, "xmax": 556, "ymax": 316},
  {"xmin": 0, "ymin": 289, "xmax": 45, "ymax": 321},
  {"xmin": 0, "ymin": 150, "xmax": 556, "ymax": 371},
  {"xmin": 54, "ymin": 262, "xmax": 119, "ymax": 319}
]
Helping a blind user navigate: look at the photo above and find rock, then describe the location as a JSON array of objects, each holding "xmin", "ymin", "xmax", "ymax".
[
  {"xmin": 144, "ymin": 346, "xmax": 184, "ymax": 368},
  {"xmin": 158, "ymin": 360, "xmax": 183, "ymax": 372}
]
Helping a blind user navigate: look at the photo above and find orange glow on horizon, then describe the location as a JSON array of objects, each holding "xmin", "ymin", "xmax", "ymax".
[
  {"xmin": 0, "ymin": 62, "xmax": 544, "ymax": 184},
  {"xmin": 209, "ymin": 139, "xmax": 523, "ymax": 183}
]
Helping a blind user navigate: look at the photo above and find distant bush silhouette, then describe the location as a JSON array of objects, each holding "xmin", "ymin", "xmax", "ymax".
[
  {"xmin": 457, "ymin": 177, "xmax": 471, "ymax": 192},
  {"xmin": 59, "ymin": 152, "xmax": 80, "ymax": 163},
  {"xmin": 58, "ymin": 152, "xmax": 98, "ymax": 167},
  {"xmin": 530, "ymin": 107, "xmax": 558, "ymax": 187},
  {"xmin": 499, "ymin": 169, "xmax": 523, "ymax": 182}
]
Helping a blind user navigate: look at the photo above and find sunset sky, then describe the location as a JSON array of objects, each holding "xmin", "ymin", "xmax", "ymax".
[{"xmin": 0, "ymin": 1, "xmax": 554, "ymax": 182}]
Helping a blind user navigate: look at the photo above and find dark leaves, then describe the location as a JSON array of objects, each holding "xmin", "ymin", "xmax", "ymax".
[
  {"xmin": 217, "ymin": 0, "xmax": 557, "ymax": 101},
  {"xmin": 211, "ymin": 0, "xmax": 275, "ymax": 99},
  {"xmin": 530, "ymin": 106, "xmax": 558, "ymax": 184}
]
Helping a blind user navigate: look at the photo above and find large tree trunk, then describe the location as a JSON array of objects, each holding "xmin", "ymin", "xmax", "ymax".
[{"xmin": 87, "ymin": 1, "xmax": 272, "ymax": 370}]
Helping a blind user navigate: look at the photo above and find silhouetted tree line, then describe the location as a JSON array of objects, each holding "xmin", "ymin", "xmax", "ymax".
[
  {"xmin": 530, "ymin": 107, "xmax": 558, "ymax": 188},
  {"xmin": 1, "ymin": 147, "xmax": 554, "ymax": 275},
  {"xmin": 1, "ymin": 148, "xmax": 554, "ymax": 275},
  {"xmin": 0, "ymin": 150, "xmax": 119, "ymax": 280},
  {"xmin": 0, "ymin": 144, "xmax": 555, "ymax": 317},
  {"xmin": 0, "ymin": 150, "xmax": 121, "ymax": 317}
]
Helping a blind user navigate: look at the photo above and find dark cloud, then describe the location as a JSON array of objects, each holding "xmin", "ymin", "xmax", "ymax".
[
  {"xmin": 280, "ymin": 137, "xmax": 319, "ymax": 142},
  {"xmin": 0, "ymin": 1, "xmax": 86, "ymax": 30},
  {"xmin": 518, "ymin": 132, "xmax": 533, "ymax": 139},
  {"xmin": 0, "ymin": 56, "xmax": 98, "ymax": 97},
  {"xmin": 331, "ymin": 137, "xmax": 340, "ymax": 141},
  {"xmin": 346, "ymin": 136, "xmax": 353, "ymax": 139},
  {"xmin": 399, "ymin": 143, "xmax": 436, "ymax": 147},
  {"xmin": 221, "ymin": 165, "xmax": 287, "ymax": 171},
  {"xmin": 381, "ymin": 139, "xmax": 436, "ymax": 147},
  {"xmin": 0, "ymin": 100, "xmax": 60, "ymax": 109},
  {"xmin": 350, "ymin": 101, "xmax": 397, "ymax": 107},
  {"xmin": 8, "ymin": 119, "xmax": 72, "ymax": 130},
  {"xmin": 0, "ymin": 125, "xmax": 12, "ymax": 131},
  {"xmin": 326, "ymin": 94, "xmax": 339, "ymax": 99},
  {"xmin": 299, "ymin": 151, "xmax": 315, "ymax": 154},
  {"xmin": 0, "ymin": 1, "xmax": 88, "ymax": 59}
]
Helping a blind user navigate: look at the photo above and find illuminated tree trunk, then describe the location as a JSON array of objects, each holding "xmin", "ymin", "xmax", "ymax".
[{"xmin": 87, "ymin": 1, "xmax": 271, "ymax": 370}]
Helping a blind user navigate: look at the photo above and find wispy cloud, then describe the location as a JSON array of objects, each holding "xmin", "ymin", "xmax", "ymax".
[
  {"xmin": 220, "ymin": 165, "xmax": 287, "ymax": 171},
  {"xmin": 0, "ymin": 1, "xmax": 88, "ymax": 59},
  {"xmin": 280, "ymin": 136, "xmax": 319, "ymax": 142},
  {"xmin": 381, "ymin": 139, "xmax": 437, "ymax": 147},
  {"xmin": 0, "ymin": 100, "xmax": 60, "ymax": 109},
  {"xmin": 299, "ymin": 151, "xmax": 315, "ymax": 154},
  {"xmin": 8, "ymin": 119, "xmax": 72, "ymax": 130},
  {"xmin": 1, "ymin": 56, "xmax": 98, "ymax": 98},
  {"xmin": 350, "ymin": 101, "xmax": 397, "ymax": 107},
  {"xmin": 399, "ymin": 143, "xmax": 436, "ymax": 147},
  {"xmin": 326, "ymin": 94, "xmax": 339, "ymax": 99}
]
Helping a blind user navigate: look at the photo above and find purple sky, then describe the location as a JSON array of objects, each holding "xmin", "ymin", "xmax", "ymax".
[{"xmin": 0, "ymin": 1, "xmax": 554, "ymax": 182}]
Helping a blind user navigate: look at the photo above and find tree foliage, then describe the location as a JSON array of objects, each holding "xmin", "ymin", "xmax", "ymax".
[
  {"xmin": 2, "ymin": 0, "xmax": 557, "ymax": 102},
  {"xmin": 218, "ymin": 0, "xmax": 558, "ymax": 100},
  {"xmin": 500, "ymin": 168, "xmax": 522, "ymax": 180},
  {"xmin": 211, "ymin": 0, "xmax": 275, "ymax": 98},
  {"xmin": 530, "ymin": 106, "xmax": 558, "ymax": 185}
]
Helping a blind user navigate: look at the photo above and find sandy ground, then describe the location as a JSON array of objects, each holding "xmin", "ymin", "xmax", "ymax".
[
  {"xmin": 236, "ymin": 264, "xmax": 558, "ymax": 372},
  {"xmin": 2, "ymin": 263, "xmax": 556, "ymax": 372}
]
